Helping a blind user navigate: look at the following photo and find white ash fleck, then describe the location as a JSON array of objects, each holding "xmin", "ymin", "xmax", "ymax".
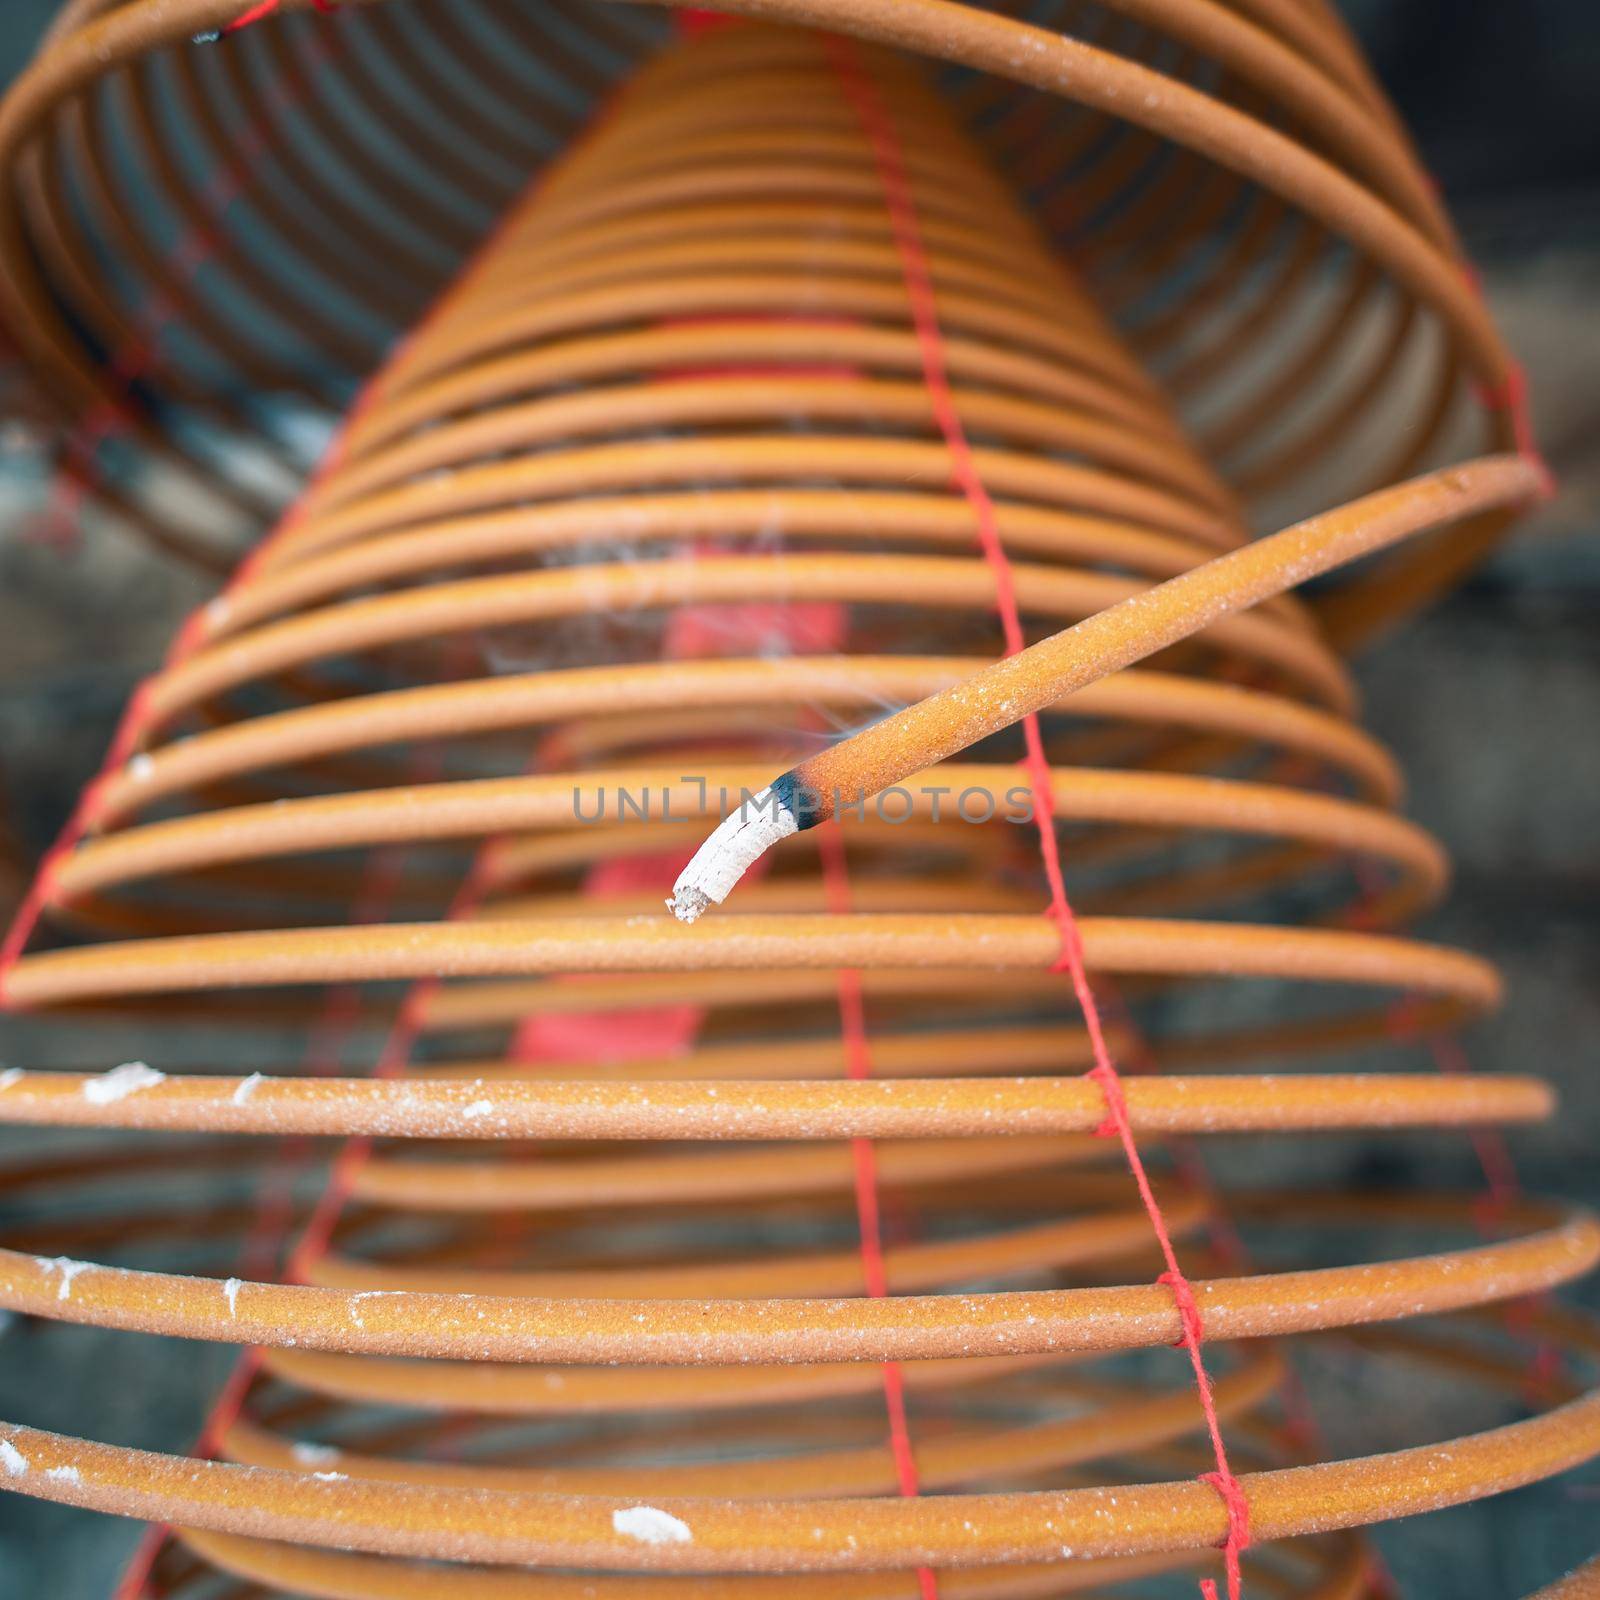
[
  {"xmin": 222, "ymin": 1278, "xmax": 242, "ymax": 1317},
  {"xmin": 83, "ymin": 1062, "xmax": 166, "ymax": 1105},
  {"xmin": 0, "ymin": 1440, "xmax": 27, "ymax": 1476},
  {"xmin": 128, "ymin": 754, "xmax": 155, "ymax": 783},
  {"xmin": 613, "ymin": 1506, "xmax": 693, "ymax": 1546},
  {"xmin": 0, "ymin": 1069, "xmax": 22, "ymax": 1091},
  {"xmin": 462, "ymin": 1099, "xmax": 494, "ymax": 1120},
  {"xmin": 36, "ymin": 1257, "xmax": 91, "ymax": 1301},
  {"xmin": 347, "ymin": 1291, "xmax": 404, "ymax": 1328},
  {"xmin": 45, "ymin": 1465, "xmax": 80, "ymax": 1483},
  {"xmin": 292, "ymin": 1441, "xmax": 340, "ymax": 1467},
  {"xmin": 311, "ymin": 1470, "xmax": 348, "ymax": 1482},
  {"xmin": 232, "ymin": 1073, "xmax": 266, "ymax": 1106}
]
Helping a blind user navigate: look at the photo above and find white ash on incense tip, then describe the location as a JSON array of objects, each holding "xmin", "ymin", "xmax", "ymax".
[{"xmin": 667, "ymin": 783, "xmax": 799, "ymax": 923}]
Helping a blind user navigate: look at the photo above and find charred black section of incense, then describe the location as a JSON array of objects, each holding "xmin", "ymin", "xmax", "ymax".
[{"xmin": 771, "ymin": 770, "xmax": 819, "ymax": 832}]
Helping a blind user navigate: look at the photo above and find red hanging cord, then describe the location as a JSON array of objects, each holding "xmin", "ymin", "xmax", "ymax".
[
  {"xmin": 824, "ymin": 35, "xmax": 1251, "ymax": 1598},
  {"xmin": 212, "ymin": 0, "xmax": 338, "ymax": 41},
  {"xmin": 819, "ymin": 824, "xmax": 940, "ymax": 1600}
]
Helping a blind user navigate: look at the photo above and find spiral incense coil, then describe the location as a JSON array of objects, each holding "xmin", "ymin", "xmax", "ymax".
[
  {"xmin": 0, "ymin": 9, "xmax": 1592, "ymax": 1600},
  {"xmin": 0, "ymin": 0, "xmax": 1544, "ymax": 643}
]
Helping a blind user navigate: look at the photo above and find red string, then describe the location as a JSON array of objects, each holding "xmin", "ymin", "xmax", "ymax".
[
  {"xmin": 1470, "ymin": 360, "xmax": 1555, "ymax": 500},
  {"xmin": 818, "ymin": 825, "xmax": 939, "ymax": 1600},
  {"xmin": 112, "ymin": 790, "xmax": 512, "ymax": 1597},
  {"xmin": 1406, "ymin": 1013, "xmax": 1563, "ymax": 1401},
  {"xmin": 1454, "ymin": 263, "xmax": 1556, "ymax": 501},
  {"xmin": 1091, "ymin": 961, "xmax": 1405, "ymax": 1593},
  {"xmin": 15, "ymin": 164, "xmax": 572, "ymax": 1591},
  {"xmin": 39, "ymin": 26, "xmax": 343, "ymax": 550},
  {"xmin": 1197, "ymin": 1468, "xmax": 1253, "ymax": 1600},
  {"xmin": 19, "ymin": 129, "xmax": 630, "ymax": 1600},
  {"xmin": 82, "ymin": 114, "xmax": 815, "ymax": 1586},
  {"xmin": 219, "ymin": 0, "xmax": 282, "ymax": 32},
  {"xmin": 657, "ymin": 237, "xmax": 930, "ymax": 1575},
  {"xmin": 1353, "ymin": 858, "xmax": 1565, "ymax": 1408},
  {"xmin": 1158, "ymin": 1266, "xmax": 1206, "ymax": 1349},
  {"xmin": 107, "ymin": 818, "xmax": 437, "ymax": 1598},
  {"xmin": 675, "ymin": 7, "xmax": 734, "ymax": 35},
  {"xmin": 217, "ymin": 0, "xmax": 337, "ymax": 38},
  {"xmin": 826, "ymin": 34, "xmax": 1249, "ymax": 1597},
  {"xmin": 0, "ymin": 116, "xmax": 560, "ymax": 1004}
]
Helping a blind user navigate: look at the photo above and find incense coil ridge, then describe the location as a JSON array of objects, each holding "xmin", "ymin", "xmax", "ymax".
[{"xmin": 0, "ymin": 9, "xmax": 1592, "ymax": 1600}]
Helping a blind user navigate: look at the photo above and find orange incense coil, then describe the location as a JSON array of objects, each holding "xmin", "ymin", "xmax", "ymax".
[
  {"xmin": 0, "ymin": 8, "xmax": 1591, "ymax": 1600},
  {"xmin": 0, "ymin": 0, "xmax": 1542, "ymax": 630}
]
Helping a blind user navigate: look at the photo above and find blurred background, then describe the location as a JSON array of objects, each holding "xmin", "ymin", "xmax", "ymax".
[{"xmin": 0, "ymin": 1, "xmax": 1595, "ymax": 1594}]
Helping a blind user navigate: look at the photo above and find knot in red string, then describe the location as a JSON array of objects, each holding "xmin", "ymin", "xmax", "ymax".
[
  {"xmin": 1044, "ymin": 897, "xmax": 1086, "ymax": 976},
  {"xmin": 1085, "ymin": 1058, "xmax": 1126, "ymax": 1139},
  {"xmin": 1157, "ymin": 1266, "xmax": 1206, "ymax": 1351},
  {"xmin": 1197, "ymin": 1465, "xmax": 1252, "ymax": 1600}
]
